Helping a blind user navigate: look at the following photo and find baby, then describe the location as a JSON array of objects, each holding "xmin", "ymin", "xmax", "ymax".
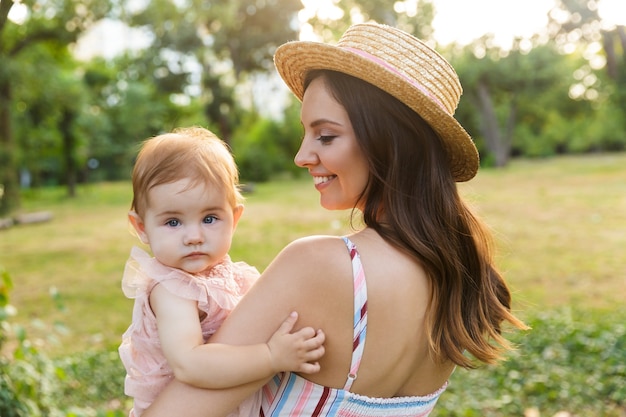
[{"xmin": 118, "ymin": 127, "xmax": 325, "ymax": 416}]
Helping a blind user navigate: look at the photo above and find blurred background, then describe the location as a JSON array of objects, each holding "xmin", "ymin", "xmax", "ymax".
[
  {"xmin": 1, "ymin": 0, "xmax": 625, "ymax": 203},
  {"xmin": 0, "ymin": 0, "xmax": 624, "ymax": 416}
]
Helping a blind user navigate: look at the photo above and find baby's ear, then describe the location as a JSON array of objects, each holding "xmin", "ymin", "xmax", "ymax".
[
  {"xmin": 128, "ymin": 211, "xmax": 149, "ymax": 244},
  {"xmin": 232, "ymin": 204, "xmax": 244, "ymax": 229}
]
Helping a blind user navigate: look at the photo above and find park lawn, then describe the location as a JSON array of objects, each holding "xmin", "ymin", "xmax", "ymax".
[
  {"xmin": 460, "ymin": 153, "xmax": 626, "ymax": 312},
  {"xmin": 0, "ymin": 153, "xmax": 625, "ymax": 357}
]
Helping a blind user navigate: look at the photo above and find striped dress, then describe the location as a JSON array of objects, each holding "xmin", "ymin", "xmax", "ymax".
[{"xmin": 260, "ymin": 237, "xmax": 447, "ymax": 417}]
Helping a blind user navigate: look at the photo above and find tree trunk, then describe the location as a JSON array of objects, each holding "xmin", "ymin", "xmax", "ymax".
[
  {"xmin": 60, "ymin": 109, "xmax": 76, "ymax": 198},
  {"xmin": 603, "ymin": 30, "xmax": 617, "ymax": 80},
  {"xmin": 617, "ymin": 26, "xmax": 626, "ymax": 67},
  {"xmin": 0, "ymin": 75, "xmax": 20, "ymax": 215},
  {"xmin": 503, "ymin": 100, "xmax": 516, "ymax": 163},
  {"xmin": 476, "ymin": 80, "xmax": 510, "ymax": 167}
]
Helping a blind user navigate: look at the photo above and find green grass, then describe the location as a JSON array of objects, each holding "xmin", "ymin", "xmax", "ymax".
[
  {"xmin": 459, "ymin": 154, "xmax": 626, "ymax": 311},
  {"xmin": 1, "ymin": 153, "xmax": 625, "ymax": 358}
]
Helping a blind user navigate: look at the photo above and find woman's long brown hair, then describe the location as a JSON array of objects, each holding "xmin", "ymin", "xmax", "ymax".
[{"xmin": 304, "ymin": 70, "xmax": 528, "ymax": 368}]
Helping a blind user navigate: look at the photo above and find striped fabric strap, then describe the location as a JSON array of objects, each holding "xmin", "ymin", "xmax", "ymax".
[{"xmin": 342, "ymin": 237, "xmax": 368, "ymax": 391}]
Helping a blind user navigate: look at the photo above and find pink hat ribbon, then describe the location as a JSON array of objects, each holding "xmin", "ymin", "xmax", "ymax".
[{"xmin": 343, "ymin": 46, "xmax": 447, "ymax": 113}]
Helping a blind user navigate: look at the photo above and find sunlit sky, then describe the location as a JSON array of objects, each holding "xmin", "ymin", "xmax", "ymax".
[
  {"xmin": 432, "ymin": 0, "xmax": 625, "ymax": 47},
  {"xmin": 300, "ymin": 0, "xmax": 626, "ymax": 48},
  {"xmin": 9, "ymin": 0, "xmax": 626, "ymax": 56},
  {"xmin": 54, "ymin": 0, "xmax": 626, "ymax": 59}
]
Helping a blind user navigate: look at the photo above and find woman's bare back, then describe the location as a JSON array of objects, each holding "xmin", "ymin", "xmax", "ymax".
[{"xmin": 281, "ymin": 229, "xmax": 455, "ymax": 398}]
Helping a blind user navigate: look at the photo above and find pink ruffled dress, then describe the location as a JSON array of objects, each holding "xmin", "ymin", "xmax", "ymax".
[{"xmin": 118, "ymin": 246, "xmax": 261, "ymax": 417}]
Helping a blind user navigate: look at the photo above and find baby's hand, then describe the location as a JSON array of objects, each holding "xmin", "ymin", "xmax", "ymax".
[{"xmin": 266, "ymin": 311, "xmax": 325, "ymax": 374}]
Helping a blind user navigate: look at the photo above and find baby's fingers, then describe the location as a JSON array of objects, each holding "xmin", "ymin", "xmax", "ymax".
[
  {"xmin": 293, "ymin": 326, "xmax": 323, "ymax": 343},
  {"xmin": 304, "ymin": 329, "xmax": 325, "ymax": 348},
  {"xmin": 276, "ymin": 311, "xmax": 299, "ymax": 335},
  {"xmin": 298, "ymin": 361, "xmax": 322, "ymax": 374},
  {"xmin": 302, "ymin": 331, "xmax": 325, "ymax": 364},
  {"xmin": 307, "ymin": 342, "xmax": 325, "ymax": 361}
]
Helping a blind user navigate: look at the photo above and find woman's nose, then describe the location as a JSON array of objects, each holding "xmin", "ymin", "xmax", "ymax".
[{"xmin": 294, "ymin": 138, "xmax": 317, "ymax": 168}]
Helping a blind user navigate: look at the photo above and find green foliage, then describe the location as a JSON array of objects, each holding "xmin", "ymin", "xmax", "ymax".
[
  {"xmin": 452, "ymin": 41, "xmax": 586, "ymax": 164},
  {"xmin": 12, "ymin": 43, "xmax": 91, "ymax": 191},
  {"xmin": 0, "ymin": 267, "xmax": 128, "ymax": 416},
  {"xmin": 0, "ymin": 268, "xmax": 63, "ymax": 416},
  {"xmin": 123, "ymin": 0, "xmax": 303, "ymax": 144},
  {"xmin": 80, "ymin": 54, "xmax": 195, "ymax": 182},
  {"xmin": 232, "ymin": 116, "xmax": 283, "ymax": 182},
  {"xmin": 0, "ymin": 0, "xmax": 112, "ymax": 214},
  {"xmin": 573, "ymin": 100, "xmax": 626, "ymax": 152},
  {"xmin": 232, "ymin": 100, "xmax": 304, "ymax": 182},
  {"xmin": 303, "ymin": 0, "xmax": 436, "ymax": 42},
  {"xmin": 434, "ymin": 308, "xmax": 626, "ymax": 416},
  {"xmin": 54, "ymin": 350, "xmax": 129, "ymax": 415}
]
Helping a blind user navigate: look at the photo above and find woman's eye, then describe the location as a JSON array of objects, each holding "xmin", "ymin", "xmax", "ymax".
[
  {"xmin": 203, "ymin": 216, "xmax": 217, "ymax": 224},
  {"xmin": 318, "ymin": 135, "xmax": 336, "ymax": 144},
  {"xmin": 166, "ymin": 219, "xmax": 180, "ymax": 227}
]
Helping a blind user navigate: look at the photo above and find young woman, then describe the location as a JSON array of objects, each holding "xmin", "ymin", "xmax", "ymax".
[{"xmin": 143, "ymin": 22, "xmax": 527, "ymax": 417}]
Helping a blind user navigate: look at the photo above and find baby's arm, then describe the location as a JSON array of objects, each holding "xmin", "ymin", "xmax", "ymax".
[{"xmin": 151, "ymin": 283, "xmax": 325, "ymax": 389}]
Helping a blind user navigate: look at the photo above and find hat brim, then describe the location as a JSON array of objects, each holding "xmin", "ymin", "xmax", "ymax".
[{"xmin": 274, "ymin": 41, "xmax": 479, "ymax": 182}]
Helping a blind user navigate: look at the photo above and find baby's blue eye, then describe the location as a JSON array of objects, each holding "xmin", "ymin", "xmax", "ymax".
[
  {"xmin": 203, "ymin": 216, "xmax": 217, "ymax": 224},
  {"xmin": 166, "ymin": 219, "xmax": 180, "ymax": 227}
]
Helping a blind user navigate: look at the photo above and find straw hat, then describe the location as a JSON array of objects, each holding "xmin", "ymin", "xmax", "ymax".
[{"xmin": 274, "ymin": 22, "xmax": 479, "ymax": 182}]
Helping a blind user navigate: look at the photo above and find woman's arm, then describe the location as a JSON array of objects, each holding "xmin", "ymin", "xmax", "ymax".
[
  {"xmin": 143, "ymin": 378, "xmax": 258, "ymax": 417},
  {"xmin": 151, "ymin": 283, "xmax": 324, "ymax": 389},
  {"xmin": 144, "ymin": 236, "xmax": 348, "ymax": 417}
]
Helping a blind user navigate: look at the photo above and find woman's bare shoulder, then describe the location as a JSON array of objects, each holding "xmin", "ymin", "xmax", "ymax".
[
  {"xmin": 286, "ymin": 234, "xmax": 346, "ymax": 249},
  {"xmin": 262, "ymin": 235, "xmax": 352, "ymax": 289},
  {"xmin": 277, "ymin": 235, "xmax": 347, "ymax": 263}
]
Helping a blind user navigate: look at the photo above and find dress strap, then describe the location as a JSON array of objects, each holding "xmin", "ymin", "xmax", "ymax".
[{"xmin": 341, "ymin": 237, "xmax": 368, "ymax": 391}]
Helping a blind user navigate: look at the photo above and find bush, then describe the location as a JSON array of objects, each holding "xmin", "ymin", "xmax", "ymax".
[
  {"xmin": 0, "ymin": 267, "xmax": 128, "ymax": 416},
  {"xmin": 55, "ymin": 350, "xmax": 129, "ymax": 414},
  {"xmin": 232, "ymin": 101, "xmax": 305, "ymax": 182},
  {"xmin": 434, "ymin": 308, "xmax": 626, "ymax": 416},
  {"xmin": 0, "ymin": 267, "xmax": 62, "ymax": 416}
]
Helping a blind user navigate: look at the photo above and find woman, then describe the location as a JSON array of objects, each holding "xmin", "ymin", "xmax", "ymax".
[{"xmin": 143, "ymin": 22, "xmax": 527, "ymax": 417}]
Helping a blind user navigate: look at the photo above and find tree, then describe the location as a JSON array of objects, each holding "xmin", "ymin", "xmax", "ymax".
[
  {"xmin": 123, "ymin": 0, "xmax": 303, "ymax": 143},
  {"xmin": 0, "ymin": 0, "xmax": 110, "ymax": 215},
  {"xmin": 548, "ymin": 0, "xmax": 626, "ymax": 139},
  {"xmin": 11, "ymin": 40, "xmax": 95, "ymax": 195},
  {"xmin": 81, "ymin": 52, "xmax": 192, "ymax": 181},
  {"xmin": 452, "ymin": 38, "xmax": 572, "ymax": 166}
]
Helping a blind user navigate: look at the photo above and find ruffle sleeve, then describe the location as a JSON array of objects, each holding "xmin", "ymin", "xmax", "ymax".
[
  {"xmin": 121, "ymin": 246, "xmax": 155, "ymax": 299},
  {"xmin": 122, "ymin": 246, "xmax": 260, "ymax": 311}
]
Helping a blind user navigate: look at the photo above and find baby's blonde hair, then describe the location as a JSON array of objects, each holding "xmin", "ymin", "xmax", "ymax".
[{"xmin": 131, "ymin": 127, "xmax": 243, "ymax": 217}]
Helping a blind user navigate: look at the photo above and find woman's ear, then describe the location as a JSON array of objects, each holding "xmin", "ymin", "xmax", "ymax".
[{"xmin": 128, "ymin": 211, "xmax": 150, "ymax": 244}]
